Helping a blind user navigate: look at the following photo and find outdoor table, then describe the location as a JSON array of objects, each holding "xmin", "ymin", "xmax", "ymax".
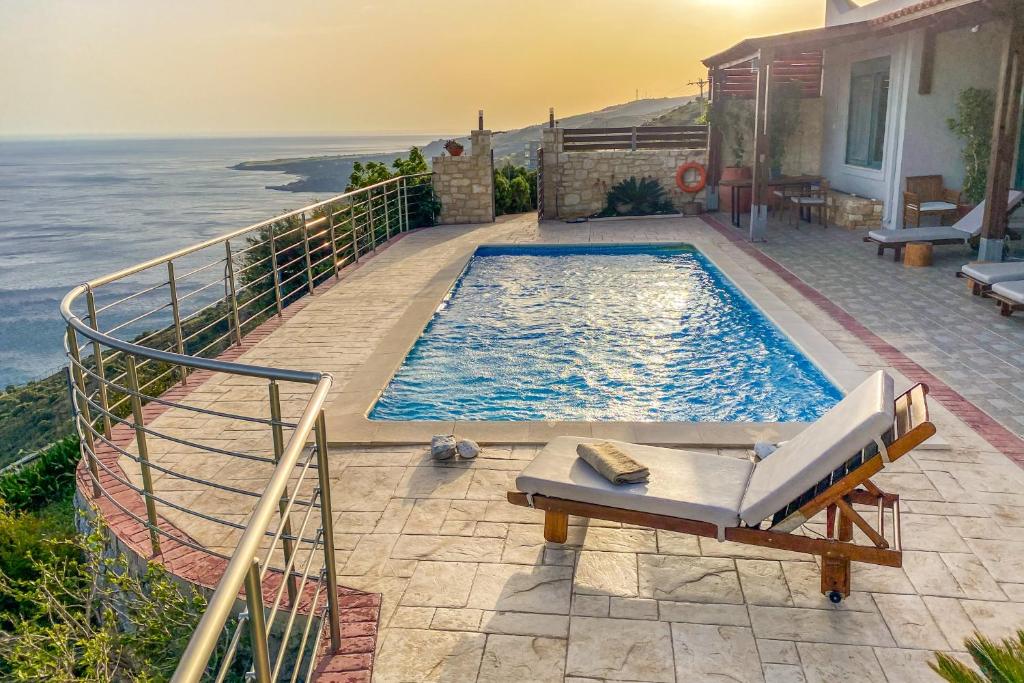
[{"xmin": 718, "ymin": 175, "xmax": 824, "ymax": 227}]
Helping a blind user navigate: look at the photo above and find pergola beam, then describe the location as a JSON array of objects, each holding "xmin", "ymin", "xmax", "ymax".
[
  {"xmin": 979, "ymin": 6, "xmax": 1024, "ymax": 260},
  {"xmin": 750, "ymin": 48, "xmax": 774, "ymax": 241}
]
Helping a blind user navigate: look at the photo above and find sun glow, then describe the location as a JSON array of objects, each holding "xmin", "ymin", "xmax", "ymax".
[{"xmin": 0, "ymin": 0, "xmax": 824, "ymax": 137}]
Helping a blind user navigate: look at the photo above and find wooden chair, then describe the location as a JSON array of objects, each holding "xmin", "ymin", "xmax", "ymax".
[
  {"xmin": 903, "ymin": 175, "xmax": 960, "ymax": 227},
  {"xmin": 790, "ymin": 180, "xmax": 830, "ymax": 228},
  {"xmin": 508, "ymin": 372, "xmax": 935, "ymax": 603}
]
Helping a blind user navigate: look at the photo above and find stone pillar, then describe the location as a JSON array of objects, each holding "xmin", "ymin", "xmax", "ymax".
[
  {"xmin": 431, "ymin": 130, "xmax": 495, "ymax": 225},
  {"xmin": 540, "ymin": 128, "xmax": 563, "ymax": 220}
]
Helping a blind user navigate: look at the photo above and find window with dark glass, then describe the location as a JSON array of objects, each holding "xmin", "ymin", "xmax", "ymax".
[{"xmin": 845, "ymin": 56, "xmax": 891, "ymax": 170}]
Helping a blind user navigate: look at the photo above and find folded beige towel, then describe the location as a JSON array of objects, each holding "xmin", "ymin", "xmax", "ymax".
[{"xmin": 577, "ymin": 442, "xmax": 650, "ymax": 485}]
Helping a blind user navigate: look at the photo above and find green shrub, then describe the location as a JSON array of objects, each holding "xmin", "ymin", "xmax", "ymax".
[
  {"xmin": 0, "ymin": 436, "xmax": 81, "ymax": 512},
  {"xmin": 494, "ymin": 164, "xmax": 537, "ymax": 215},
  {"xmin": 596, "ymin": 176, "xmax": 676, "ymax": 217},
  {"xmin": 933, "ymin": 630, "xmax": 1024, "ymax": 682},
  {"xmin": 948, "ymin": 88, "xmax": 996, "ymax": 205},
  {"xmin": 0, "ymin": 517, "xmax": 239, "ymax": 682}
]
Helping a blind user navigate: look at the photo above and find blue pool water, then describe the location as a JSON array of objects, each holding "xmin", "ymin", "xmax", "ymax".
[{"xmin": 370, "ymin": 244, "xmax": 842, "ymax": 422}]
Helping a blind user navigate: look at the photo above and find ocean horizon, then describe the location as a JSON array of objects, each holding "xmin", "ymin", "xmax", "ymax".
[{"xmin": 0, "ymin": 134, "xmax": 442, "ymax": 387}]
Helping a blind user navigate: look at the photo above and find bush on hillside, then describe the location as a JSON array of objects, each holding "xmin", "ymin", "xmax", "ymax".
[{"xmin": 494, "ymin": 164, "xmax": 537, "ymax": 215}]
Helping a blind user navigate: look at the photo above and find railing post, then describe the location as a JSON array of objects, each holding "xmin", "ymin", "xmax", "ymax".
[
  {"xmin": 66, "ymin": 325, "xmax": 102, "ymax": 499},
  {"xmin": 399, "ymin": 177, "xmax": 407, "ymax": 232},
  {"xmin": 301, "ymin": 213, "xmax": 315, "ymax": 295},
  {"xmin": 268, "ymin": 227, "xmax": 284, "ymax": 316},
  {"xmin": 383, "ymin": 183, "xmax": 392, "ymax": 242},
  {"xmin": 368, "ymin": 188, "xmax": 377, "ymax": 253},
  {"xmin": 167, "ymin": 261, "xmax": 187, "ymax": 385},
  {"xmin": 244, "ymin": 558, "xmax": 273, "ymax": 683},
  {"xmin": 126, "ymin": 355, "xmax": 161, "ymax": 556},
  {"xmin": 351, "ymin": 202, "xmax": 360, "ymax": 263},
  {"xmin": 224, "ymin": 240, "xmax": 243, "ymax": 346},
  {"xmin": 85, "ymin": 288, "xmax": 112, "ymax": 438},
  {"xmin": 315, "ymin": 410, "xmax": 341, "ymax": 651},
  {"xmin": 268, "ymin": 380, "xmax": 298, "ymax": 606},
  {"xmin": 326, "ymin": 203, "xmax": 340, "ymax": 279}
]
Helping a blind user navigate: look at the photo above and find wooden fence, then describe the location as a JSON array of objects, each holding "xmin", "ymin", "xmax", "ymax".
[{"xmin": 562, "ymin": 125, "xmax": 707, "ymax": 152}]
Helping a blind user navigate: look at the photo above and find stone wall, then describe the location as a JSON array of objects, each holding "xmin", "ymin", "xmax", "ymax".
[
  {"xmin": 830, "ymin": 191, "xmax": 884, "ymax": 229},
  {"xmin": 432, "ymin": 129, "xmax": 494, "ymax": 225},
  {"xmin": 540, "ymin": 128, "xmax": 707, "ymax": 220}
]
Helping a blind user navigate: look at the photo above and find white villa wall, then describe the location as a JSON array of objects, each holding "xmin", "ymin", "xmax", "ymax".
[
  {"xmin": 820, "ymin": 32, "xmax": 915, "ymax": 227},
  {"xmin": 900, "ymin": 23, "xmax": 1006, "ymax": 198}
]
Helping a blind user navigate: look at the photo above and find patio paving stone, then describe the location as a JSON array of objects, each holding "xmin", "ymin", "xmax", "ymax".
[{"xmin": 110, "ymin": 215, "xmax": 1024, "ymax": 680}]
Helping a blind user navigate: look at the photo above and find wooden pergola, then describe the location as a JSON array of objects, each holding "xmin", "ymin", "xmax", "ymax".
[{"xmin": 702, "ymin": 0, "xmax": 1021, "ymax": 250}]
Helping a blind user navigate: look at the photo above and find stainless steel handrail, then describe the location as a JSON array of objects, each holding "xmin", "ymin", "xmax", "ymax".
[
  {"xmin": 170, "ymin": 377, "xmax": 331, "ymax": 683},
  {"xmin": 82, "ymin": 172, "xmax": 430, "ymax": 289},
  {"xmin": 60, "ymin": 172, "xmax": 436, "ymax": 682}
]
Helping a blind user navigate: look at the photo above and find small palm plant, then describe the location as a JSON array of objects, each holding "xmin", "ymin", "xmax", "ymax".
[
  {"xmin": 598, "ymin": 176, "xmax": 676, "ymax": 217},
  {"xmin": 932, "ymin": 631, "xmax": 1024, "ymax": 682}
]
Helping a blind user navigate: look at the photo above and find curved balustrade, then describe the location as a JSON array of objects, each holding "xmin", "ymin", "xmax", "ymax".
[{"xmin": 59, "ymin": 173, "xmax": 435, "ymax": 682}]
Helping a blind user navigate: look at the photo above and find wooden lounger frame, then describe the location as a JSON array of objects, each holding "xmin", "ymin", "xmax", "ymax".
[
  {"xmin": 863, "ymin": 236, "xmax": 965, "ymax": 262},
  {"xmin": 955, "ymin": 269, "xmax": 994, "ymax": 296},
  {"xmin": 508, "ymin": 384, "xmax": 935, "ymax": 602},
  {"xmin": 982, "ymin": 288, "xmax": 1024, "ymax": 316}
]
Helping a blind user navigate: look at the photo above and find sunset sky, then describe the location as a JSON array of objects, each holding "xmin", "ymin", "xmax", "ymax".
[{"xmin": 0, "ymin": 0, "xmax": 825, "ymax": 138}]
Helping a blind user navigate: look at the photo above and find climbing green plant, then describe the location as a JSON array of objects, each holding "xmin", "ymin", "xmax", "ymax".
[
  {"xmin": 948, "ymin": 87, "xmax": 996, "ymax": 204},
  {"xmin": 932, "ymin": 630, "xmax": 1024, "ymax": 682}
]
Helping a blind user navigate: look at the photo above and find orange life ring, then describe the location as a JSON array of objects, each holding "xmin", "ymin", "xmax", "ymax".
[{"xmin": 675, "ymin": 162, "xmax": 707, "ymax": 194}]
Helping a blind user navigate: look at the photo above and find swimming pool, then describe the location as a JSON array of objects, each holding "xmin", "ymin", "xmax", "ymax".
[{"xmin": 370, "ymin": 244, "xmax": 842, "ymax": 422}]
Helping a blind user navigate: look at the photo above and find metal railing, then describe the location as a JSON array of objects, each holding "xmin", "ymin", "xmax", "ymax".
[{"xmin": 60, "ymin": 173, "xmax": 436, "ymax": 682}]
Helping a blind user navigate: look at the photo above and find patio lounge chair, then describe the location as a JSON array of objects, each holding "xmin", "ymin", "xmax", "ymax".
[
  {"xmin": 984, "ymin": 281, "xmax": 1024, "ymax": 317},
  {"xmin": 903, "ymin": 175, "xmax": 961, "ymax": 227},
  {"xmin": 863, "ymin": 190, "xmax": 1024, "ymax": 262},
  {"xmin": 507, "ymin": 371, "xmax": 935, "ymax": 603},
  {"xmin": 957, "ymin": 261, "xmax": 1024, "ymax": 295}
]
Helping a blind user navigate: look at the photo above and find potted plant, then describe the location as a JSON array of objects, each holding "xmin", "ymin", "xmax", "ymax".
[
  {"xmin": 948, "ymin": 87, "xmax": 995, "ymax": 215},
  {"xmin": 444, "ymin": 139, "xmax": 465, "ymax": 157},
  {"xmin": 712, "ymin": 100, "xmax": 755, "ymax": 214}
]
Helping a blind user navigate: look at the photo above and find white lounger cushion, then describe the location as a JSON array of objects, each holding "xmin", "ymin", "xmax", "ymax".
[
  {"xmin": 870, "ymin": 191, "xmax": 1024, "ymax": 244},
  {"xmin": 738, "ymin": 371, "xmax": 894, "ymax": 526},
  {"xmin": 992, "ymin": 280, "xmax": 1024, "ymax": 303},
  {"xmin": 919, "ymin": 201, "xmax": 958, "ymax": 212},
  {"xmin": 515, "ymin": 437, "xmax": 753, "ymax": 530},
  {"xmin": 867, "ymin": 226, "xmax": 969, "ymax": 244},
  {"xmin": 961, "ymin": 261, "xmax": 1024, "ymax": 285}
]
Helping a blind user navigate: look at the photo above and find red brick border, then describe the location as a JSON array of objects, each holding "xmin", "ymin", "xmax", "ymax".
[
  {"xmin": 702, "ymin": 214, "xmax": 1024, "ymax": 468},
  {"xmin": 74, "ymin": 231, "xmax": 422, "ymax": 679}
]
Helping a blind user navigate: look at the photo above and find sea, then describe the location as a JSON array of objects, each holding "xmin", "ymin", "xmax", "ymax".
[{"xmin": 0, "ymin": 135, "xmax": 438, "ymax": 387}]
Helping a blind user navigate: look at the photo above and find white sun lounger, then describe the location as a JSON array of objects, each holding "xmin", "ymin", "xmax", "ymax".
[
  {"xmin": 508, "ymin": 371, "xmax": 935, "ymax": 603},
  {"xmin": 864, "ymin": 190, "xmax": 1024, "ymax": 261},
  {"xmin": 957, "ymin": 261, "xmax": 1024, "ymax": 294},
  {"xmin": 985, "ymin": 280, "xmax": 1024, "ymax": 317}
]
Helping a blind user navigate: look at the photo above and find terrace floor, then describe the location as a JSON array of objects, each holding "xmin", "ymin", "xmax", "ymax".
[{"xmin": 118, "ymin": 213, "xmax": 1024, "ymax": 682}]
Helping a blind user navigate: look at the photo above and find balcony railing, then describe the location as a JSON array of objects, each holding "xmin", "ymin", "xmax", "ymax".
[{"xmin": 60, "ymin": 173, "xmax": 435, "ymax": 682}]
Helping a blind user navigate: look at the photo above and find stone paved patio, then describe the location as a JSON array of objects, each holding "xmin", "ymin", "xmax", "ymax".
[
  {"xmin": 743, "ymin": 218, "xmax": 1024, "ymax": 439},
  {"xmin": 116, "ymin": 214, "xmax": 1024, "ymax": 682}
]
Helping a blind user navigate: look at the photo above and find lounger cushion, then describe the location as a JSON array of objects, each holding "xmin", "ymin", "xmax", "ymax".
[
  {"xmin": 961, "ymin": 262, "xmax": 1024, "ymax": 286},
  {"xmin": 867, "ymin": 227, "xmax": 969, "ymax": 244},
  {"xmin": 738, "ymin": 371, "xmax": 894, "ymax": 526},
  {"xmin": 515, "ymin": 437, "xmax": 753, "ymax": 529},
  {"xmin": 952, "ymin": 190, "xmax": 1024, "ymax": 237},
  {"xmin": 919, "ymin": 201, "xmax": 958, "ymax": 212},
  {"xmin": 992, "ymin": 280, "xmax": 1024, "ymax": 303}
]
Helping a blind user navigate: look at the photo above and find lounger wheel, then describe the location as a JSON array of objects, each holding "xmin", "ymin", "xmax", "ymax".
[{"xmin": 827, "ymin": 590, "xmax": 843, "ymax": 604}]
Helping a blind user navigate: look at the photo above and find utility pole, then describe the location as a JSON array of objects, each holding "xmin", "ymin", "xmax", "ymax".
[{"xmin": 687, "ymin": 77, "xmax": 709, "ymax": 100}]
